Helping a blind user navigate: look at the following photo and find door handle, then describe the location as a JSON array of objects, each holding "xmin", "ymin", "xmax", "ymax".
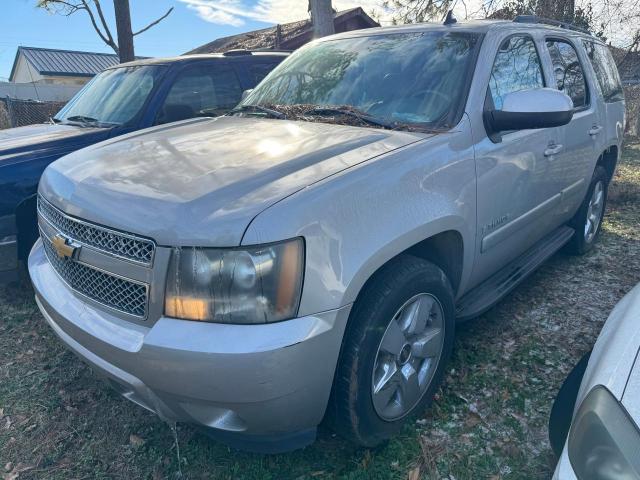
[
  {"xmin": 544, "ymin": 143, "xmax": 563, "ymax": 157},
  {"xmin": 589, "ymin": 125, "xmax": 603, "ymax": 136}
]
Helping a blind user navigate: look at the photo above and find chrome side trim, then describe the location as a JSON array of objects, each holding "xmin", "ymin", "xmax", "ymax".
[
  {"xmin": 481, "ymin": 193, "xmax": 562, "ymax": 253},
  {"xmin": 561, "ymin": 178, "xmax": 586, "ymax": 200}
]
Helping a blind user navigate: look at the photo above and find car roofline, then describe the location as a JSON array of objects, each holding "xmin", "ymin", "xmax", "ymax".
[
  {"xmin": 312, "ymin": 19, "xmax": 596, "ymax": 43},
  {"xmin": 107, "ymin": 51, "xmax": 290, "ymax": 70}
]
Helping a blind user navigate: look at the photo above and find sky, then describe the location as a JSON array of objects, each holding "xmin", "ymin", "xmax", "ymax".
[
  {"xmin": 0, "ymin": 0, "xmax": 394, "ymax": 81},
  {"xmin": 1, "ymin": 0, "xmax": 634, "ymax": 81}
]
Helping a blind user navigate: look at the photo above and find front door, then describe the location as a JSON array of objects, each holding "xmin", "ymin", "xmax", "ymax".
[{"xmin": 469, "ymin": 33, "xmax": 562, "ymax": 287}]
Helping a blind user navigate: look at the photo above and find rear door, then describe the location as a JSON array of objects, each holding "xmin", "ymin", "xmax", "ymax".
[
  {"xmin": 154, "ymin": 62, "xmax": 243, "ymax": 125},
  {"xmin": 582, "ymin": 40, "xmax": 626, "ymax": 154},
  {"xmin": 235, "ymin": 57, "xmax": 287, "ymax": 92},
  {"xmin": 541, "ymin": 36, "xmax": 601, "ymax": 221}
]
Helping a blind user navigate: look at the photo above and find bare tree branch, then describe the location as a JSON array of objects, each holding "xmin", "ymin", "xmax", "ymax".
[
  {"xmin": 133, "ymin": 7, "xmax": 173, "ymax": 36},
  {"xmin": 36, "ymin": 0, "xmax": 173, "ymax": 59},
  {"xmin": 91, "ymin": 0, "xmax": 116, "ymax": 48}
]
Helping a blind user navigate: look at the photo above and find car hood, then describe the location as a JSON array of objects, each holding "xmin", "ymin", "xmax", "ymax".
[
  {"xmin": 620, "ymin": 284, "xmax": 640, "ymax": 426},
  {"xmin": 40, "ymin": 116, "xmax": 425, "ymax": 246},
  {"xmin": 576, "ymin": 283, "xmax": 640, "ymax": 416},
  {"xmin": 0, "ymin": 123, "xmax": 109, "ymax": 166}
]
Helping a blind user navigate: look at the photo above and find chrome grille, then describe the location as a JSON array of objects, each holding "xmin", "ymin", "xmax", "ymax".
[
  {"xmin": 41, "ymin": 231, "xmax": 148, "ymax": 318},
  {"xmin": 37, "ymin": 196, "xmax": 155, "ymax": 265}
]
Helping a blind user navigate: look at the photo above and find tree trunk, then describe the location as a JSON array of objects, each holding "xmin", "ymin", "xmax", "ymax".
[
  {"xmin": 535, "ymin": 0, "xmax": 575, "ymax": 21},
  {"xmin": 309, "ymin": 0, "xmax": 335, "ymax": 38},
  {"xmin": 114, "ymin": 0, "xmax": 135, "ymax": 63}
]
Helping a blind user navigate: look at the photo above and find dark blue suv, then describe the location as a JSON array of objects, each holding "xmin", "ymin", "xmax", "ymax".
[{"xmin": 0, "ymin": 50, "xmax": 288, "ymax": 281}]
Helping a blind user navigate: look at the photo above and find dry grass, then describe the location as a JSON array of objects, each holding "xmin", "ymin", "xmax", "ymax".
[{"xmin": 1, "ymin": 141, "xmax": 639, "ymax": 480}]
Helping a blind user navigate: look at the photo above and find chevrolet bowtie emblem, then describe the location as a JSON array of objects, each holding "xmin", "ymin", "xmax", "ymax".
[{"xmin": 52, "ymin": 234, "xmax": 80, "ymax": 260}]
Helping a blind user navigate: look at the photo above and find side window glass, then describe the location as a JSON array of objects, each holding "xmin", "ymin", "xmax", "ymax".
[
  {"xmin": 583, "ymin": 41, "xmax": 624, "ymax": 102},
  {"xmin": 489, "ymin": 36, "xmax": 545, "ymax": 110},
  {"xmin": 546, "ymin": 40, "xmax": 588, "ymax": 108},
  {"xmin": 250, "ymin": 62, "xmax": 279, "ymax": 85},
  {"xmin": 156, "ymin": 65, "xmax": 242, "ymax": 125}
]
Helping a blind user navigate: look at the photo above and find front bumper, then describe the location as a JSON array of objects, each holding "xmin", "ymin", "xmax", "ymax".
[{"xmin": 29, "ymin": 239, "xmax": 351, "ymax": 451}]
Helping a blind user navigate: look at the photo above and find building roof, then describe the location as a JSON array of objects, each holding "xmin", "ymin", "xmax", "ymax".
[
  {"xmin": 187, "ymin": 7, "xmax": 379, "ymax": 54},
  {"xmin": 9, "ymin": 46, "xmax": 146, "ymax": 81},
  {"xmin": 611, "ymin": 46, "xmax": 640, "ymax": 85}
]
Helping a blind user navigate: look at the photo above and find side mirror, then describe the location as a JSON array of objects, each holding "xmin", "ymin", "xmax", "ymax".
[
  {"xmin": 241, "ymin": 89, "xmax": 254, "ymax": 101},
  {"xmin": 489, "ymin": 88, "xmax": 574, "ymax": 132}
]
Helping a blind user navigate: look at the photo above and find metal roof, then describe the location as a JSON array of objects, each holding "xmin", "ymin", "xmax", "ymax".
[
  {"xmin": 9, "ymin": 46, "xmax": 144, "ymax": 80},
  {"xmin": 187, "ymin": 7, "xmax": 379, "ymax": 54}
]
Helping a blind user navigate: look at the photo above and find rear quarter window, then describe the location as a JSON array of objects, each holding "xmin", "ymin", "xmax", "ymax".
[
  {"xmin": 583, "ymin": 40, "xmax": 624, "ymax": 103},
  {"xmin": 249, "ymin": 61, "xmax": 282, "ymax": 85}
]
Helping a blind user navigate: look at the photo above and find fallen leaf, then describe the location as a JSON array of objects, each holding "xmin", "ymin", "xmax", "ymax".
[
  {"xmin": 465, "ymin": 412, "xmax": 482, "ymax": 428},
  {"xmin": 129, "ymin": 434, "xmax": 145, "ymax": 447},
  {"xmin": 408, "ymin": 466, "xmax": 421, "ymax": 480}
]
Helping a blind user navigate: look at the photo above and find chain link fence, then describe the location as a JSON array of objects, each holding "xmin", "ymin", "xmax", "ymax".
[
  {"xmin": 0, "ymin": 88, "xmax": 637, "ymax": 136},
  {"xmin": 0, "ymin": 97, "xmax": 66, "ymax": 130}
]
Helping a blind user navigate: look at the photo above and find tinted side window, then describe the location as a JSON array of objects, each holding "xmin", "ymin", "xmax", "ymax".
[
  {"xmin": 249, "ymin": 62, "xmax": 280, "ymax": 85},
  {"xmin": 157, "ymin": 64, "xmax": 242, "ymax": 124},
  {"xmin": 489, "ymin": 36, "xmax": 545, "ymax": 109},
  {"xmin": 583, "ymin": 41, "xmax": 624, "ymax": 102},
  {"xmin": 546, "ymin": 40, "xmax": 588, "ymax": 108}
]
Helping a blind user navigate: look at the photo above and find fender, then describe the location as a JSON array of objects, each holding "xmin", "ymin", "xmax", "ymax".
[{"xmin": 243, "ymin": 117, "xmax": 477, "ymax": 316}]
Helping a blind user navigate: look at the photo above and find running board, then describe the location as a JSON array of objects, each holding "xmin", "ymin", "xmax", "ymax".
[{"xmin": 456, "ymin": 226, "xmax": 574, "ymax": 321}]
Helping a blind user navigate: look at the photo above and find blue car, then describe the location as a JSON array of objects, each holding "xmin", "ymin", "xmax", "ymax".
[{"xmin": 0, "ymin": 50, "xmax": 288, "ymax": 281}]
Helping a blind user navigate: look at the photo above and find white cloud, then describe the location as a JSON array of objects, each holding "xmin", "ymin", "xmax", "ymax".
[
  {"xmin": 180, "ymin": 0, "xmax": 634, "ymax": 46},
  {"xmin": 179, "ymin": 0, "xmax": 395, "ymax": 27}
]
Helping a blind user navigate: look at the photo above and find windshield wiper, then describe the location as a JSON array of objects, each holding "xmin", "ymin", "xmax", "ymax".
[
  {"xmin": 304, "ymin": 106, "xmax": 396, "ymax": 130},
  {"xmin": 63, "ymin": 115, "xmax": 119, "ymax": 128},
  {"xmin": 65, "ymin": 115, "xmax": 100, "ymax": 124},
  {"xmin": 229, "ymin": 104, "xmax": 286, "ymax": 119}
]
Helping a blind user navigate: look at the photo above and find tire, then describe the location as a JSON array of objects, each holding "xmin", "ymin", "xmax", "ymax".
[
  {"xmin": 548, "ymin": 352, "xmax": 591, "ymax": 458},
  {"xmin": 565, "ymin": 166, "xmax": 609, "ymax": 255},
  {"xmin": 328, "ymin": 255, "xmax": 455, "ymax": 447}
]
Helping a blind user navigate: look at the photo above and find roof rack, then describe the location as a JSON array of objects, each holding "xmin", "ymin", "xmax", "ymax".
[
  {"xmin": 513, "ymin": 15, "xmax": 591, "ymax": 35},
  {"xmin": 222, "ymin": 49, "xmax": 253, "ymax": 56},
  {"xmin": 222, "ymin": 48, "xmax": 291, "ymax": 56}
]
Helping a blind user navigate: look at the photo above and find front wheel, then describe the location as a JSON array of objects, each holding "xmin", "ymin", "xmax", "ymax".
[
  {"xmin": 565, "ymin": 166, "xmax": 609, "ymax": 255},
  {"xmin": 328, "ymin": 255, "xmax": 455, "ymax": 447}
]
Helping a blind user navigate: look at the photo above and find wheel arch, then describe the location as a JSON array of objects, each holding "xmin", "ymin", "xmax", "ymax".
[
  {"xmin": 597, "ymin": 144, "xmax": 619, "ymax": 183},
  {"xmin": 15, "ymin": 194, "xmax": 38, "ymax": 261},
  {"xmin": 346, "ymin": 227, "xmax": 466, "ymax": 310}
]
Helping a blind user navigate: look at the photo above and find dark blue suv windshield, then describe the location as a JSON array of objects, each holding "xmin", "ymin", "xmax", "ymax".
[{"xmin": 55, "ymin": 65, "xmax": 166, "ymax": 126}]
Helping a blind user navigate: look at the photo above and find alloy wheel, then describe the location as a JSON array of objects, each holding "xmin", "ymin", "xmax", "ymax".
[
  {"xmin": 584, "ymin": 180, "xmax": 605, "ymax": 243},
  {"xmin": 371, "ymin": 293, "xmax": 445, "ymax": 421}
]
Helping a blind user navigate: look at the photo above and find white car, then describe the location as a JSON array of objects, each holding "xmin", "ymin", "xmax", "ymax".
[{"xmin": 550, "ymin": 283, "xmax": 640, "ymax": 479}]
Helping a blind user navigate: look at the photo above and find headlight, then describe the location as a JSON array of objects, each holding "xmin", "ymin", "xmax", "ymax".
[
  {"xmin": 568, "ymin": 385, "xmax": 640, "ymax": 479},
  {"xmin": 164, "ymin": 238, "xmax": 304, "ymax": 324}
]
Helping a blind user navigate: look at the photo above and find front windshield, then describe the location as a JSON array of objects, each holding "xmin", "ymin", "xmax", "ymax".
[
  {"xmin": 241, "ymin": 31, "xmax": 480, "ymax": 129},
  {"xmin": 55, "ymin": 65, "xmax": 166, "ymax": 126}
]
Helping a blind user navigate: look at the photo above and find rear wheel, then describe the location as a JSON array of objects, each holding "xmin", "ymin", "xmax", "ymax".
[
  {"xmin": 329, "ymin": 255, "xmax": 455, "ymax": 447},
  {"xmin": 565, "ymin": 166, "xmax": 608, "ymax": 255}
]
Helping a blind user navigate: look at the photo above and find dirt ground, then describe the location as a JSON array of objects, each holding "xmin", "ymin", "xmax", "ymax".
[{"xmin": 1, "ymin": 141, "xmax": 639, "ymax": 480}]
